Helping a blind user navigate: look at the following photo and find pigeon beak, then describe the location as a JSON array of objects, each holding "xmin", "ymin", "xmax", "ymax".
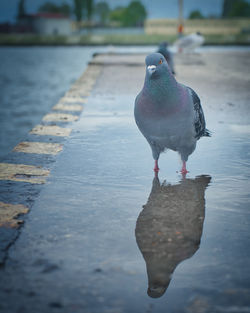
[{"xmin": 147, "ymin": 65, "xmax": 156, "ymax": 75}]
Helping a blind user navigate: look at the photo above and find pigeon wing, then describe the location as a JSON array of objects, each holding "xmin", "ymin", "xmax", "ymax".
[{"xmin": 188, "ymin": 87, "xmax": 210, "ymax": 139}]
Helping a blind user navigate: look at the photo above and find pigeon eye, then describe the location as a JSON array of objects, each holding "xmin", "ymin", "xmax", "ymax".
[{"xmin": 159, "ymin": 59, "xmax": 163, "ymax": 64}]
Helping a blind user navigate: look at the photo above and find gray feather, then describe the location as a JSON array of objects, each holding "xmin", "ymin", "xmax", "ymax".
[{"xmin": 187, "ymin": 86, "xmax": 211, "ymax": 139}]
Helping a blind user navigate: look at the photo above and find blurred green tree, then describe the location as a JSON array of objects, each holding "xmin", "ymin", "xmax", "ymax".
[
  {"xmin": 95, "ymin": 1, "xmax": 110, "ymax": 25},
  {"xmin": 17, "ymin": 0, "xmax": 26, "ymax": 18},
  {"xmin": 60, "ymin": 4, "xmax": 71, "ymax": 16},
  {"xmin": 222, "ymin": 0, "xmax": 250, "ymax": 17},
  {"xmin": 74, "ymin": 0, "xmax": 95, "ymax": 22},
  {"xmin": 222, "ymin": 0, "xmax": 234, "ymax": 16},
  {"xmin": 123, "ymin": 1, "xmax": 147, "ymax": 26},
  {"xmin": 86, "ymin": 0, "xmax": 94, "ymax": 21},
  {"xmin": 110, "ymin": 1, "xmax": 147, "ymax": 27},
  {"xmin": 109, "ymin": 6, "xmax": 127, "ymax": 24},
  {"xmin": 74, "ymin": 0, "xmax": 84, "ymax": 21},
  {"xmin": 38, "ymin": 2, "xmax": 71, "ymax": 16},
  {"xmin": 189, "ymin": 10, "xmax": 204, "ymax": 19}
]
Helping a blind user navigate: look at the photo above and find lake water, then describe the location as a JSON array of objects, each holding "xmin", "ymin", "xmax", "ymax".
[{"xmin": 0, "ymin": 46, "xmax": 97, "ymax": 159}]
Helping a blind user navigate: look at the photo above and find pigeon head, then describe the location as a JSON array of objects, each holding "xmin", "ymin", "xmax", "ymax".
[
  {"xmin": 159, "ymin": 41, "xmax": 169, "ymax": 48},
  {"xmin": 145, "ymin": 53, "xmax": 170, "ymax": 79}
]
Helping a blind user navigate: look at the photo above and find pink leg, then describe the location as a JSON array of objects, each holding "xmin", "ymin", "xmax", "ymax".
[
  {"xmin": 180, "ymin": 161, "xmax": 189, "ymax": 175},
  {"xmin": 154, "ymin": 160, "xmax": 159, "ymax": 173}
]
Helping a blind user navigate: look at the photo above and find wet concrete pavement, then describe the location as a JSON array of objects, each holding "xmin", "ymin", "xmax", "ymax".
[{"xmin": 0, "ymin": 50, "xmax": 250, "ymax": 312}]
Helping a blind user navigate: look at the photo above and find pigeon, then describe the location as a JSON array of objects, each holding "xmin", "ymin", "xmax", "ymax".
[
  {"xmin": 157, "ymin": 42, "xmax": 175, "ymax": 75},
  {"xmin": 134, "ymin": 53, "xmax": 210, "ymax": 175},
  {"xmin": 174, "ymin": 32, "xmax": 205, "ymax": 53}
]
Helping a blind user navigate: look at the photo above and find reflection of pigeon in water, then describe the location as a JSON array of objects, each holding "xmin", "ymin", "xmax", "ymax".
[
  {"xmin": 157, "ymin": 42, "xmax": 175, "ymax": 75},
  {"xmin": 174, "ymin": 32, "xmax": 205, "ymax": 53},
  {"xmin": 134, "ymin": 53, "xmax": 210, "ymax": 175},
  {"xmin": 135, "ymin": 175, "xmax": 211, "ymax": 298}
]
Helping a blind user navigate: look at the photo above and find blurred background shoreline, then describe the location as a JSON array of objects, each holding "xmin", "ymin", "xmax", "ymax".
[
  {"xmin": 0, "ymin": 32, "xmax": 250, "ymax": 46},
  {"xmin": 1, "ymin": 0, "xmax": 250, "ymax": 46},
  {"xmin": 1, "ymin": 18, "xmax": 250, "ymax": 46}
]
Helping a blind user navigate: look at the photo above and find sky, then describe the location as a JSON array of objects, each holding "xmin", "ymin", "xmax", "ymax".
[{"xmin": 0, "ymin": 0, "xmax": 225, "ymax": 23}]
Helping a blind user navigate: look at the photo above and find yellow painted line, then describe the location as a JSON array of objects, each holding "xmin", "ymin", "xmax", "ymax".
[
  {"xmin": 30, "ymin": 125, "xmax": 72, "ymax": 137},
  {"xmin": 70, "ymin": 83, "xmax": 94, "ymax": 89},
  {"xmin": 74, "ymin": 78, "xmax": 95, "ymax": 84},
  {"xmin": 59, "ymin": 96, "xmax": 87, "ymax": 104},
  {"xmin": 60, "ymin": 66, "xmax": 102, "ymax": 102},
  {"xmin": 0, "ymin": 65, "xmax": 102, "ymax": 231},
  {"xmin": 52, "ymin": 103, "xmax": 83, "ymax": 112},
  {"xmin": 69, "ymin": 89, "xmax": 92, "ymax": 95},
  {"xmin": 0, "ymin": 163, "xmax": 49, "ymax": 184},
  {"xmin": 0, "ymin": 201, "xmax": 29, "ymax": 228},
  {"xmin": 65, "ymin": 91, "xmax": 91, "ymax": 98},
  {"xmin": 13, "ymin": 142, "xmax": 63, "ymax": 155},
  {"xmin": 42, "ymin": 113, "xmax": 79, "ymax": 122}
]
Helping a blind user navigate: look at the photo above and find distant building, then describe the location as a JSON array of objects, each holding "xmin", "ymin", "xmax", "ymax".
[
  {"xmin": 0, "ymin": 23, "xmax": 12, "ymax": 33},
  {"xmin": 14, "ymin": 13, "xmax": 72, "ymax": 35},
  {"xmin": 32, "ymin": 13, "xmax": 72, "ymax": 35}
]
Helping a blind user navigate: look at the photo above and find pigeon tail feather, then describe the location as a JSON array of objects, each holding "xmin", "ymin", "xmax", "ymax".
[{"xmin": 204, "ymin": 129, "xmax": 212, "ymax": 137}]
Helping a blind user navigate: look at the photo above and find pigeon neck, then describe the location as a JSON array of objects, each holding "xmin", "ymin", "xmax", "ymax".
[{"xmin": 144, "ymin": 73, "xmax": 180, "ymax": 108}]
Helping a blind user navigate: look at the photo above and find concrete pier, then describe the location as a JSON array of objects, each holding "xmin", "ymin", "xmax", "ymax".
[{"xmin": 0, "ymin": 50, "xmax": 250, "ymax": 312}]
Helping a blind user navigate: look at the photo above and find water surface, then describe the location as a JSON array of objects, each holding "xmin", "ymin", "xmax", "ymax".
[{"xmin": 0, "ymin": 46, "xmax": 96, "ymax": 159}]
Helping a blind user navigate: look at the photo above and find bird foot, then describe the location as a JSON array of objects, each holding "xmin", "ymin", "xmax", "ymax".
[
  {"xmin": 180, "ymin": 162, "xmax": 189, "ymax": 176},
  {"xmin": 154, "ymin": 161, "xmax": 159, "ymax": 173},
  {"xmin": 181, "ymin": 170, "xmax": 188, "ymax": 179},
  {"xmin": 180, "ymin": 168, "xmax": 189, "ymax": 175},
  {"xmin": 154, "ymin": 167, "xmax": 159, "ymax": 174}
]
